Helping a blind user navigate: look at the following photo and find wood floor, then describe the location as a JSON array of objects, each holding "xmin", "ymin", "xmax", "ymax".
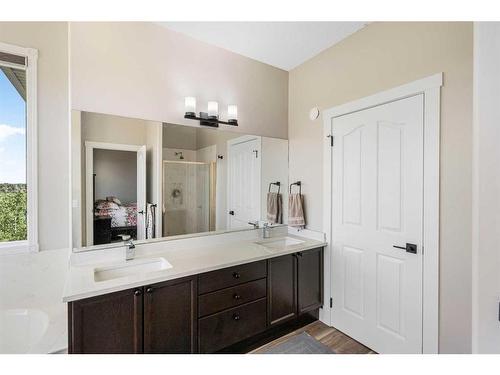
[{"xmin": 251, "ymin": 320, "xmax": 376, "ymax": 354}]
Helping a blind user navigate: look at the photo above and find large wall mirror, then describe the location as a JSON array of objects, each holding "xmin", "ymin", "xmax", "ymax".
[{"xmin": 71, "ymin": 111, "xmax": 289, "ymax": 251}]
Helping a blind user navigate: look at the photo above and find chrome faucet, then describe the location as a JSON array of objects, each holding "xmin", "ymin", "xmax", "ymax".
[
  {"xmin": 262, "ymin": 223, "xmax": 271, "ymax": 239},
  {"xmin": 248, "ymin": 221, "xmax": 259, "ymax": 229},
  {"xmin": 248, "ymin": 221, "xmax": 272, "ymax": 238},
  {"xmin": 121, "ymin": 235, "xmax": 135, "ymax": 261}
]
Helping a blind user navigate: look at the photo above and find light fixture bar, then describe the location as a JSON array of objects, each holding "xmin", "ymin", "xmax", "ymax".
[{"xmin": 184, "ymin": 97, "xmax": 238, "ymax": 127}]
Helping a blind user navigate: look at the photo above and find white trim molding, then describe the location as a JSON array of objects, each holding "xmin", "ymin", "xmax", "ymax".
[
  {"xmin": 322, "ymin": 73, "xmax": 442, "ymax": 353},
  {"xmin": 0, "ymin": 41, "xmax": 38, "ymax": 255}
]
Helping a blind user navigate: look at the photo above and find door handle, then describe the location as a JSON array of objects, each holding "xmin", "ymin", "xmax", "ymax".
[
  {"xmin": 229, "ymin": 210, "xmax": 235, "ymax": 216},
  {"xmin": 393, "ymin": 243, "xmax": 417, "ymax": 254}
]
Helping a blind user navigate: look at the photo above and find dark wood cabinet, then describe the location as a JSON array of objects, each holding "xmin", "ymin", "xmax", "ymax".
[
  {"xmin": 267, "ymin": 254, "xmax": 297, "ymax": 326},
  {"xmin": 93, "ymin": 217, "xmax": 112, "ymax": 245},
  {"xmin": 198, "ymin": 278, "xmax": 266, "ymax": 318},
  {"xmin": 143, "ymin": 276, "xmax": 197, "ymax": 354},
  {"xmin": 199, "ymin": 298, "xmax": 267, "ymax": 353},
  {"xmin": 297, "ymin": 248, "xmax": 324, "ymax": 314},
  {"xmin": 69, "ymin": 276, "xmax": 197, "ymax": 354},
  {"xmin": 68, "ymin": 247, "xmax": 324, "ymax": 354},
  {"xmin": 198, "ymin": 260, "xmax": 266, "ymax": 294},
  {"xmin": 68, "ymin": 287, "xmax": 143, "ymax": 354}
]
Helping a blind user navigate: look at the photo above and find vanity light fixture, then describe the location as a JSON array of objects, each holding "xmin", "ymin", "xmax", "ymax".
[{"xmin": 184, "ymin": 97, "xmax": 238, "ymax": 127}]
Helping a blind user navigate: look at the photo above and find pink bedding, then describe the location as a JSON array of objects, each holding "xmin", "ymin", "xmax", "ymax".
[{"xmin": 95, "ymin": 201, "xmax": 137, "ymax": 227}]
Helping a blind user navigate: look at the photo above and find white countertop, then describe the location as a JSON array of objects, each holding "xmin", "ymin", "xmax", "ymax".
[{"xmin": 62, "ymin": 227, "xmax": 326, "ymax": 302}]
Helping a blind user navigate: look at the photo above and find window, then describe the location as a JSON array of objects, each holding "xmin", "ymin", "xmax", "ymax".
[{"xmin": 0, "ymin": 42, "xmax": 37, "ymax": 253}]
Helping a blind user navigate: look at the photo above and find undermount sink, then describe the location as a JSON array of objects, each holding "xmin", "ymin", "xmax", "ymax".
[
  {"xmin": 94, "ymin": 257, "xmax": 172, "ymax": 282},
  {"xmin": 256, "ymin": 236, "xmax": 305, "ymax": 250}
]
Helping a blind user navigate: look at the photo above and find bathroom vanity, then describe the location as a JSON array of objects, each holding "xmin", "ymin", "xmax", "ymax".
[{"xmin": 64, "ymin": 230, "xmax": 325, "ymax": 354}]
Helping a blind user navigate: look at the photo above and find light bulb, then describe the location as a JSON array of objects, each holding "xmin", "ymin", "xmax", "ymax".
[
  {"xmin": 184, "ymin": 97, "xmax": 196, "ymax": 116},
  {"xmin": 228, "ymin": 105, "xmax": 238, "ymax": 120},
  {"xmin": 207, "ymin": 101, "xmax": 219, "ymax": 119}
]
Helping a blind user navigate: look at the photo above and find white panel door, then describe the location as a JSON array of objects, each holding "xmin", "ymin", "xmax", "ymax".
[
  {"xmin": 136, "ymin": 145, "xmax": 147, "ymax": 240},
  {"xmin": 227, "ymin": 137, "xmax": 261, "ymax": 229},
  {"xmin": 331, "ymin": 95, "xmax": 424, "ymax": 353}
]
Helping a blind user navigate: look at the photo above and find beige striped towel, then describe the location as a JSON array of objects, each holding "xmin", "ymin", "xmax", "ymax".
[
  {"xmin": 288, "ymin": 193, "xmax": 305, "ymax": 228},
  {"xmin": 266, "ymin": 192, "xmax": 282, "ymax": 224}
]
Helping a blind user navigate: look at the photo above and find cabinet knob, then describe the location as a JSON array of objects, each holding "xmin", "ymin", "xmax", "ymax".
[
  {"xmin": 297, "ymin": 252, "xmax": 303, "ymax": 257},
  {"xmin": 232, "ymin": 313, "xmax": 240, "ymax": 321},
  {"xmin": 134, "ymin": 289, "xmax": 142, "ymax": 296},
  {"xmin": 233, "ymin": 294, "xmax": 241, "ymax": 300},
  {"xmin": 146, "ymin": 287, "xmax": 154, "ymax": 294},
  {"xmin": 232, "ymin": 272, "xmax": 240, "ymax": 279}
]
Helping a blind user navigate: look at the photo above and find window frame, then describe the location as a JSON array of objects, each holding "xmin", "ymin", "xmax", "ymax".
[{"xmin": 0, "ymin": 41, "xmax": 38, "ymax": 254}]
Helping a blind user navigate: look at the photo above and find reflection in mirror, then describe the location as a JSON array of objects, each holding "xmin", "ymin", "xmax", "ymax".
[{"xmin": 71, "ymin": 111, "xmax": 288, "ymax": 251}]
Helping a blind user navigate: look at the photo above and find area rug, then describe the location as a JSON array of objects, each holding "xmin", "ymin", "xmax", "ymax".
[{"xmin": 257, "ymin": 332, "xmax": 335, "ymax": 354}]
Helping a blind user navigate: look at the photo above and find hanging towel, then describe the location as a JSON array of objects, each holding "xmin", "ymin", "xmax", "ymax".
[
  {"xmin": 288, "ymin": 193, "xmax": 305, "ymax": 228},
  {"xmin": 267, "ymin": 192, "xmax": 282, "ymax": 224}
]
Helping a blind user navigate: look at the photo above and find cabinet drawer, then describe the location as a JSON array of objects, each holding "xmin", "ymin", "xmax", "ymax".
[
  {"xmin": 198, "ymin": 260, "xmax": 267, "ymax": 294},
  {"xmin": 198, "ymin": 278, "xmax": 266, "ymax": 317},
  {"xmin": 198, "ymin": 298, "xmax": 267, "ymax": 353}
]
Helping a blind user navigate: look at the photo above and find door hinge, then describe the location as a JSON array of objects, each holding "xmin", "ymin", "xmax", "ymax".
[
  {"xmin": 330, "ymin": 297, "xmax": 333, "ymax": 308},
  {"xmin": 327, "ymin": 135, "xmax": 334, "ymax": 147}
]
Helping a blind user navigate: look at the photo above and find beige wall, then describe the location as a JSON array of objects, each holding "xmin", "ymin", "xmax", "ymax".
[
  {"xmin": 0, "ymin": 22, "xmax": 69, "ymax": 251},
  {"xmin": 81, "ymin": 111, "xmax": 150, "ymax": 145},
  {"xmin": 288, "ymin": 22, "xmax": 473, "ymax": 353},
  {"xmin": 163, "ymin": 123, "xmax": 198, "ymax": 150},
  {"xmin": 70, "ymin": 22, "xmax": 289, "ymax": 139},
  {"xmin": 93, "ymin": 149, "xmax": 137, "ymax": 203},
  {"xmin": 71, "ymin": 110, "xmax": 82, "ymax": 248},
  {"xmin": 472, "ymin": 22, "xmax": 500, "ymax": 353}
]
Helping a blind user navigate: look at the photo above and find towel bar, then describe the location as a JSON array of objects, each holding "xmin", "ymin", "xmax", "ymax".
[
  {"xmin": 289, "ymin": 181, "xmax": 302, "ymax": 195},
  {"xmin": 268, "ymin": 181, "xmax": 281, "ymax": 194}
]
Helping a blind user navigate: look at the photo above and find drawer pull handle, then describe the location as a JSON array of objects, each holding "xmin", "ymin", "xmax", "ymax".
[
  {"xmin": 233, "ymin": 294, "xmax": 241, "ymax": 300},
  {"xmin": 134, "ymin": 289, "xmax": 142, "ymax": 296},
  {"xmin": 233, "ymin": 314, "xmax": 241, "ymax": 321},
  {"xmin": 232, "ymin": 272, "xmax": 240, "ymax": 279}
]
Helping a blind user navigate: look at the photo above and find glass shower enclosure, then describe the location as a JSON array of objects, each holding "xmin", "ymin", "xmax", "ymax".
[{"xmin": 162, "ymin": 161, "xmax": 216, "ymax": 237}]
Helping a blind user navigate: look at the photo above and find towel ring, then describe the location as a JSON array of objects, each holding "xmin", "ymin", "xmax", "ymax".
[
  {"xmin": 268, "ymin": 181, "xmax": 281, "ymax": 194},
  {"xmin": 289, "ymin": 181, "xmax": 302, "ymax": 195}
]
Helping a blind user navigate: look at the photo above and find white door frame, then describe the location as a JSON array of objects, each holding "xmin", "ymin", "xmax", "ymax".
[
  {"xmin": 322, "ymin": 73, "xmax": 442, "ymax": 353},
  {"xmin": 85, "ymin": 141, "xmax": 146, "ymax": 246}
]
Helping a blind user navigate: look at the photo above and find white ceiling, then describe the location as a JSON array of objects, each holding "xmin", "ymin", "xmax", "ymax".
[{"xmin": 158, "ymin": 22, "xmax": 367, "ymax": 71}]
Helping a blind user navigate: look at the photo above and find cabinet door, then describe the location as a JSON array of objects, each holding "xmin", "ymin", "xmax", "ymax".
[
  {"xmin": 268, "ymin": 254, "xmax": 297, "ymax": 326},
  {"xmin": 68, "ymin": 288, "xmax": 143, "ymax": 354},
  {"xmin": 143, "ymin": 276, "xmax": 198, "ymax": 353},
  {"xmin": 297, "ymin": 248, "xmax": 324, "ymax": 314}
]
